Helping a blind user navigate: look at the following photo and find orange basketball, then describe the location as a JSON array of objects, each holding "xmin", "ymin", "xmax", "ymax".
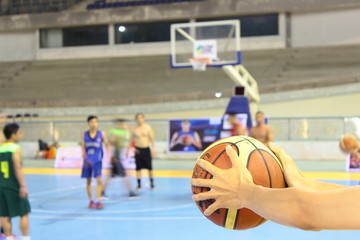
[
  {"xmin": 181, "ymin": 135, "xmax": 193, "ymax": 145},
  {"xmin": 192, "ymin": 136, "xmax": 287, "ymax": 230},
  {"xmin": 340, "ymin": 135, "xmax": 359, "ymax": 153}
]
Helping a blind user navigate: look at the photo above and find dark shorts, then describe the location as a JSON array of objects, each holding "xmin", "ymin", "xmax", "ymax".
[
  {"xmin": 111, "ymin": 158, "xmax": 126, "ymax": 177},
  {"xmin": 81, "ymin": 161, "xmax": 102, "ymax": 178},
  {"xmin": 0, "ymin": 188, "xmax": 31, "ymax": 218},
  {"xmin": 135, "ymin": 147, "xmax": 152, "ymax": 171}
]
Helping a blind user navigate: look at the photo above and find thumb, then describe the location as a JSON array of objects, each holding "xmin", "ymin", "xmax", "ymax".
[{"xmin": 268, "ymin": 142, "xmax": 290, "ymax": 161}]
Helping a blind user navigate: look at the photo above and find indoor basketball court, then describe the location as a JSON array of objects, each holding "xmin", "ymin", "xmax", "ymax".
[
  {"xmin": 1, "ymin": 1, "xmax": 360, "ymax": 240},
  {"xmin": 18, "ymin": 164, "xmax": 360, "ymax": 240}
]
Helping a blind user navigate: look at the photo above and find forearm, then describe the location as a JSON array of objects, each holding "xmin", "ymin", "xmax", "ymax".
[
  {"xmin": 194, "ymin": 141, "xmax": 202, "ymax": 149},
  {"xmin": 14, "ymin": 167, "xmax": 27, "ymax": 188},
  {"xmin": 150, "ymin": 139, "xmax": 156, "ymax": 151},
  {"xmin": 302, "ymin": 178, "xmax": 346, "ymax": 191},
  {"xmin": 281, "ymin": 159, "xmax": 345, "ymax": 191},
  {"xmin": 245, "ymin": 185, "xmax": 360, "ymax": 230}
]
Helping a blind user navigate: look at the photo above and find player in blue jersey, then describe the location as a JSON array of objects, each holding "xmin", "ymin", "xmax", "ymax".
[{"xmin": 81, "ymin": 115, "xmax": 109, "ymax": 209}]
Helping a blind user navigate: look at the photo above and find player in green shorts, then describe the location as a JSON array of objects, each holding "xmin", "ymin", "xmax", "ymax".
[
  {"xmin": 102, "ymin": 119, "xmax": 138, "ymax": 199},
  {"xmin": 0, "ymin": 123, "xmax": 31, "ymax": 240}
]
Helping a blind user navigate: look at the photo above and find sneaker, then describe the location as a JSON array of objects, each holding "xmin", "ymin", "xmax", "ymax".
[
  {"xmin": 151, "ymin": 185, "xmax": 156, "ymax": 190},
  {"xmin": 100, "ymin": 194, "xmax": 109, "ymax": 201},
  {"xmin": 88, "ymin": 200, "xmax": 95, "ymax": 208},
  {"xmin": 136, "ymin": 187, "xmax": 142, "ymax": 191},
  {"xmin": 129, "ymin": 192, "xmax": 139, "ymax": 199},
  {"xmin": 0, "ymin": 235, "xmax": 16, "ymax": 240},
  {"xmin": 94, "ymin": 201, "xmax": 104, "ymax": 209}
]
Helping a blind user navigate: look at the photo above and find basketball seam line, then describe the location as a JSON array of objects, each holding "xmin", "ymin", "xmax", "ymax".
[
  {"xmin": 243, "ymin": 138, "xmax": 273, "ymax": 188},
  {"xmin": 199, "ymin": 139, "xmax": 244, "ymax": 227}
]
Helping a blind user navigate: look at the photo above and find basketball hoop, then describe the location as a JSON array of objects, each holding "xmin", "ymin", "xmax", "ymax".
[{"xmin": 189, "ymin": 57, "xmax": 210, "ymax": 72}]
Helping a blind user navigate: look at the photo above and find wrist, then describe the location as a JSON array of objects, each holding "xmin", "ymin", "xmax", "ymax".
[{"xmin": 240, "ymin": 183, "xmax": 257, "ymax": 209}]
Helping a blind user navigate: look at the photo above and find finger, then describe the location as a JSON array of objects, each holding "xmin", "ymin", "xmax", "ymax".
[
  {"xmin": 192, "ymin": 190, "xmax": 218, "ymax": 201},
  {"xmin": 204, "ymin": 201, "xmax": 221, "ymax": 216},
  {"xmin": 196, "ymin": 159, "xmax": 217, "ymax": 175},
  {"xmin": 226, "ymin": 145, "xmax": 241, "ymax": 167},
  {"xmin": 268, "ymin": 142, "xmax": 289, "ymax": 159},
  {"xmin": 190, "ymin": 178, "xmax": 213, "ymax": 188}
]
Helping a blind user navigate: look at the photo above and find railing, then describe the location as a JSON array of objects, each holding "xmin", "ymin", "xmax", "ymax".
[{"xmin": 16, "ymin": 116, "xmax": 360, "ymax": 143}]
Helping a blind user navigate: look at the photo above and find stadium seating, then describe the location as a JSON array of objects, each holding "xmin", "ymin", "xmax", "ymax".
[
  {"xmin": 87, "ymin": 0, "xmax": 203, "ymax": 10},
  {"xmin": 0, "ymin": 0, "xmax": 83, "ymax": 15},
  {"xmin": 0, "ymin": 44, "xmax": 359, "ymax": 108}
]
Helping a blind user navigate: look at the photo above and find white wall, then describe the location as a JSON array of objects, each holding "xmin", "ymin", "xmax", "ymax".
[
  {"xmin": 292, "ymin": 8, "xmax": 360, "ymax": 47},
  {"xmin": 35, "ymin": 14, "xmax": 287, "ymax": 61},
  {"xmin": 0, "ymin": 31, "xmax": 36, "ymax": 61}
]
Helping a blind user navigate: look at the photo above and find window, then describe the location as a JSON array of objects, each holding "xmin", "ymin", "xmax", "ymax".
[
  {"xmin": 115, "ymin": 20, "xmax": 187, "ymax": 44},
  {"xmin": 197, "ymin": 14, "xmax": 279, "ymax": 37},
  {"xmin": 40, "ymin": 25, "xmax": 108, "ymax": 48},
  {"xmin": 63, "ymin": 25, "xmax": 108, "ymax": 47}
]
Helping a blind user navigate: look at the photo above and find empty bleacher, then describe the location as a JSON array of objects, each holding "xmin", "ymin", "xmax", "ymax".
[
  {"xmin": 0, "ymin": 0, "xmax": 84, "ymax": 15},
  {"xmin": 0, "ymin": 44, "xmax": 360, "ymax": 108},
  {"xmin": 86, "ymin": 0, "xmax": 203, "ymax": 10}
]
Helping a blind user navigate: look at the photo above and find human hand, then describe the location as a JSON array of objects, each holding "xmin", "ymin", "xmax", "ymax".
[
  {"xmin": 268, "ymin": 142, "xmax": 304, "ymax": 187},
  {"xmin": 110, "ymin": 156, "xmax": 116, "ymax": 164},
  {"xmin": 191, "ymin": 145, "xmax": 254, "ymax": 216},
  {"xmin": 151, "ymin": 149, "xmax": 157, "ymax": 157},
  {"xmin": 19, "ymin": 186, "xmax": 28, "ymax": 198}
]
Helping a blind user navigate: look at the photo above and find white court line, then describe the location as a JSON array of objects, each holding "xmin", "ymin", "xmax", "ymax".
[
  {"xmin": 30, "ymin": 184, "xmax": 84, "ymax": 197},
  {"xmin": 31, "ymin": 215, "xmax": 203, "ymax": 221},
  {"xmin": 32, "ymin": 203, "xmax": 194, "ymax": 214},
  {"xmin": 30, "ymin": 182, "xmax": 194, "ymax": 215}
]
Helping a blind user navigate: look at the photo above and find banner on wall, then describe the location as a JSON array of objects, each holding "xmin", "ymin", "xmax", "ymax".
[
  {"xmin": 54, "ymin": 146, "xmax": 135, "ymax": 169},
  {"xmin": 346, "ymin": 153, "xmax": 360, "ymax": 172},
  {"xmin": 168, "ymin": 118, "xmax": 222, "ymax": 152}
]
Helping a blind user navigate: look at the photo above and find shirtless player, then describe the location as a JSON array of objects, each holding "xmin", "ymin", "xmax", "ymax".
[
  {"xmin": 249, "ymin": 111, "xmax": 273, "ymax": 146},
  {"xmin": 129, "ymin": 113, "xmax": 156, "ymax": 190}
]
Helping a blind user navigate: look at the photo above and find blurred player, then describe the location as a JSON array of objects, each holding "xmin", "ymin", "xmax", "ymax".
[
  {"xmin": 170, "ymin": 120, "xmax": 202, "ymax": 152},
  {"xmin": 102, "ymin": 119, "xmax": 138, "ymax": 199},
  {"xmin": 0, "ymin": 123, "xmax": 31, "ymax": 240},
  {"xmin": 249, "ymin": 111, "xmax": 273, "ymax": 146},
  {"xmin": 339, "ymin": 134, "xmax": 360, "ymax": 168},
  {"xmin": 81, "ymin": 115, "xmax": 110, "ymax": 209},
  {"xmin": 129, "ymin": 113, "xmax": 156, "ymax": 190},
  {"xmin": 0, "ymin": 111, "xmax": 6, "ymax": 238},
  {"xmin": 228, "ymin": 112, "xmax": 246, "ymax": 136}
]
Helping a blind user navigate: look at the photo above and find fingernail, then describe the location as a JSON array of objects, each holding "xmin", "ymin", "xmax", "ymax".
[{"xmin": 226, "ymin": 145, "xmax": 232, "ymax": 150}]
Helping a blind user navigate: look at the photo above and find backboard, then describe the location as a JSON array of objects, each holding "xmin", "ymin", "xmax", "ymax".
[{"xmin": 170, "ymin": 20, "xmax": 241, "ymax": 69}]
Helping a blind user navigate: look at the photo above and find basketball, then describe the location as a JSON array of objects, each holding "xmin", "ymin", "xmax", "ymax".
[
  {"xmin": 192, "ymin": 136, "xmax": 287, "ymax": 230},
  {"xmin": 181, "ymin": 135, "xmax": 193, "ymax": 145},
  {"xmin": 339, "ymin": 135, "xmax": 359, "ymax": 153}
]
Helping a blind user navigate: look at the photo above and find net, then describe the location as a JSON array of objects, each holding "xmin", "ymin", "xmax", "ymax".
[{"xmin": 189, "ymin": 57, "xmax": 210, "ymax": 71}]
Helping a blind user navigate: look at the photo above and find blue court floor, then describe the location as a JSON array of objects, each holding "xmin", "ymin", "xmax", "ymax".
[{"xmin": 9, "ymin": 174, "xmax": 360, "ymax": 240}]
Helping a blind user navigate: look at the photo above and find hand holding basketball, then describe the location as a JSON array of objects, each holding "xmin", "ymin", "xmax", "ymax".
[
  {"xmin": 268, "ymin": 143, "xmax": 304, "ymax": 188},
  {"xmin": 191, "ymin": 145, "xmax": 254, "ymax": 216}
]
